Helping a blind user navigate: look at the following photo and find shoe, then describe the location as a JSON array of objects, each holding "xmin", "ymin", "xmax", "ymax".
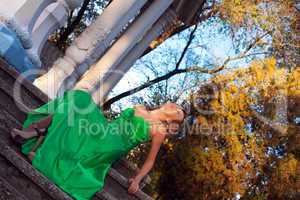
[{"xmin": 10, "ymin": 127, "xmax": 47, "ymax": 145}]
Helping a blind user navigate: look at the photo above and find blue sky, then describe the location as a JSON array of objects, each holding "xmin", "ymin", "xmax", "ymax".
[{"xmin": 108, "ymin": 17, "xmax": 268, "ymax": 111}]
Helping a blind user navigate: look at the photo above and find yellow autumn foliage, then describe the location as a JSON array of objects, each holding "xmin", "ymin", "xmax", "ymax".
[{"xmin": 158, "ymin": 57, "xmax": 299, "ymax": 199}]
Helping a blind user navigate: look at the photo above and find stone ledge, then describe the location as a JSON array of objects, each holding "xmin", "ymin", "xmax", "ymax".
[
  {"xmin": 0, "ymin": 57, "xmax": 153, "ymax": 200},
  {"xmin": 0, "ymin": 176, "xmax": 28, "ymax": 200},
  {"xmin": 0, "ymin": 139, "xmax": 74, "ymax": 200}
]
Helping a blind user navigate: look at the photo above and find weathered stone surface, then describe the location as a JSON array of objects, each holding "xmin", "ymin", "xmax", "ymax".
[
  {"xmin": 0, "ymin": 58, "xmax": 152, "ymax": 199},
  {"xmin": 75, "ymin": 0, "xmax": 174, "ymax": 104},
  {"xmin": 40, "ymin": 42, "xmax": 63, "ymax": 72},
  {"xmin": 92, "ymin": 9, "xmax": 177, "ymax": 105},
  {"xmin": 0, "ymin": 176, "xmax": 29, "ymax": 200},
  {"xmin": 34, "ymin": 0, "xmax": 148, "ymax": 99},
  {"xmin": 31, "ymin": 2, "xmax": 68, "ymax": 57}
]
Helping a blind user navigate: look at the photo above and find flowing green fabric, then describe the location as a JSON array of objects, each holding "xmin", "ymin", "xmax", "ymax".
[{"xmin": 21, "ymin": 89, "xmax": 151, "ymax": 200}]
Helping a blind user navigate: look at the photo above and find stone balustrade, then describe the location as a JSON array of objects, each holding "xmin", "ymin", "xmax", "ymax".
[
  {"xmin": 0, "ymin": 0, "xmax": 83, "ymax": 68},
  {"xmin": 93, "ymin": 10, "xmax": 177, "ymax": 105},
  {"xmin": 31, "ymin": 3, "xmax": 68, "ymax": 57},
  {"xmin": 74, "ymin": 0, "xmax": 174, "ymax": 104},
  {"xmin": 34, "ymin": 0, "xmax": 148, "ymax": 99}
]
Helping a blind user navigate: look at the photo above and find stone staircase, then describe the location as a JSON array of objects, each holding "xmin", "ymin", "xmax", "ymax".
[{"xmin": 0, "ymin": 58, "xmax": 152, "ymax": 200}]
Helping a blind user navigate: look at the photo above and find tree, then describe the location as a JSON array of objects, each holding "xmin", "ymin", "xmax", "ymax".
[
  {"xmin": 156, "ymin": 58, "xmax": 299, "ymax": 199},
  {"xmin": 104, "ymin": 0, "xmax": 299, "ymax": 107},
  {"xmin": 49, "ymin": 0, "xmax": 110, "ymax": 49},
  {"xmin": 216, "ymin": 0, "xmax": 299, "ymax": 69},
  {"xmin": 87, "ymin": 1, "xmax": 299, "ymax": 199}
]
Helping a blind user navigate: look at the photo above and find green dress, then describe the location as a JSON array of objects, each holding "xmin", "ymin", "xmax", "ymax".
[{"xmin": 21, "ymin": 89, "xmax": 151, "ymax": 200}]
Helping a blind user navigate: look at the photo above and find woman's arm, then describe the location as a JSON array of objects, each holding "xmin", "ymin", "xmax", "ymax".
[{"xmin": 128, "ymin": 133, "xmax": 165, "ymax": 194}]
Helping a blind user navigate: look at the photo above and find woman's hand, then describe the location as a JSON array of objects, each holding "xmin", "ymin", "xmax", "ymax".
[
  {"xmin": 127, "ymin": 132, "xmax": 164, "ymax": 195},
  {"xmin": 128, "ymin": 177, "xmax": 140, "ymax": 194}
]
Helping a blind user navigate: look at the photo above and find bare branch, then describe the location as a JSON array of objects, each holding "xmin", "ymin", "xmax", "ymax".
[
  {"xmin": 185, "ymin": 65, "xmax": 225, "ymax": 74},
  {"xmin": 175, "ymin": 24, "xmax": 198, "ymax": 70},
  {"xmin": 102, "ymin": 63, "xmax": 223, "ymax": 109},
  {"xmin": 58, "ymin": 0, "xmax": 91, "ymax": 48},
  {"xmin": 141, "ymin": 1, "xmax": 217, "ymax": 57},
  {"xmin": 103, "ymin": 26, "xmax": 269, "ymax": 109}
]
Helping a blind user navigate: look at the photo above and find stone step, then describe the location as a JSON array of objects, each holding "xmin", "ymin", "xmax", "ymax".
[
  {"xmin": 0, "ymin": 57, "xmax": 151, "ymax": 188},
  {"xmin": 0, "ymin": 176, "xmax": 28, "ymax": 200},
  {"xmin": 0, "ymin": 139, "xmax": 73, "ymax": 200},
  {"xmin": 107, "ymin": 168, "xmax": 152, "ymax": 200},
  {"xmin": 0, "ymin": 58, "xmax": 153, "ymax": 200},
  {"xmin": 0, "ymin": 135, "xmax": 149, "ymax": 200},
  {"xmin": 0, "ymin": 110, "xmax": 151, "ymax": 200},
  {"xmin": 113, "ymin": 158, "xmax": 151, "ymax": 189}
]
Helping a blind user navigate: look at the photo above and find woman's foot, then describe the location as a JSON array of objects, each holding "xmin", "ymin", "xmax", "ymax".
[
  {"xmin": 11, "ymin": 128, "xmax": 37, "ymax": 138},
  {"xmin": 10, "ymin": 127, "xmax": 47, "ymax": 145},
  {"xmin": 10, "ymin": 115, "xmax": 52, "ymax": 145}
]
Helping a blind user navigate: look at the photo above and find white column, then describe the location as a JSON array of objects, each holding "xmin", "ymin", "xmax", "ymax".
[
  {"xmin": 0, "ymin": 0, "xmax": 83, "ymax": 67},
  {"xmin": 27, "ymin": 0, "xmax": 83, "ymax": 68},
  {"xmin": 33, "ymin": 0, "xmax": 148, "ymax": 99},
  {"xmin": 31, "ymin": 3, "xmax": 68, "ymax": 57},
  {"xmin": 92, "ymin": 10, "xmax": 177, "ymax": 105},
  {"xmin": 0, "ymin": 0, "xmax": 56, "ymax": 49},
  {"xmin": 58, "ymin": 0, "xmax": 83, "ymax": 10},
  {"xmin": 74, "ymin": 0, "xmax": 174, "ymax": 95}
]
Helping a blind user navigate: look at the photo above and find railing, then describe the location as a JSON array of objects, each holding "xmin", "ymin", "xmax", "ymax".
[{"xmin": 0, "ymin": 0, "xmax": 83, "ymax": 67}]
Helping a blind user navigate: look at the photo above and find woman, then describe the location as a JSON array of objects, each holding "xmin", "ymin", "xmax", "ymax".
[{"xmin": 10, "ymin": 89, "xmax": 185, "ymax": 200}]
